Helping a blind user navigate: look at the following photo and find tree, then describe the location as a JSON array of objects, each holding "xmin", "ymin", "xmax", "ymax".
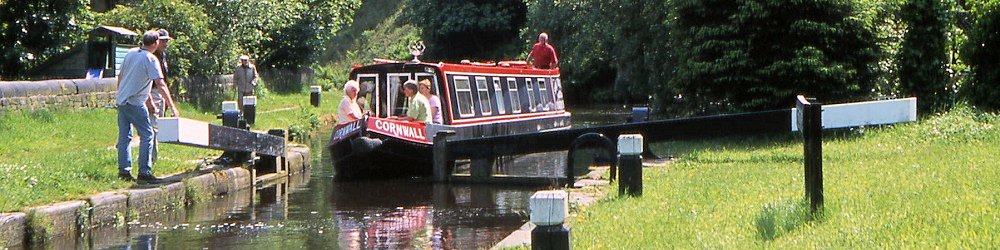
[
  {"xmin": 666, "ymin": 0, "xmax": 881, "ymax": 114},
  {"xmin": 98, "ymin": 0, "xmax": 219, "ymax": 79},
  {"xmin": 898, "ymin": 0, "xmax": 951, "ymax": 112},
  {"xmin": 405, "ymin": 0, "xmax": 527, "ymax": 61},
  {"xmin": 961, "ymin": 1, "xmax": 1000, "ymax": 109},
  {"xmin": 0, "ymin": 0, "xmax": 93, "ymax": 79}
]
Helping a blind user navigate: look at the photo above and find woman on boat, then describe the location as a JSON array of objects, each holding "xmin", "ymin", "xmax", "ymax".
[
  {"xmin": 337, "ymin": 80, "xmax": 363, "ymax": 126},
  {"xmin": 418, "ymin": 79, "xmax": 443, "ymax": 124}
]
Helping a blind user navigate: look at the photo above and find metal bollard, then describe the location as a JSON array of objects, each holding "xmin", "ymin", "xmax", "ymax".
[
  {"xmin": 221, "ymin": 101, "xmax": 241, "ymax": 128},
  {"xmin": 310, "ymin": 86, "xmax": 321, "ymax": 107},
  {"xmin": 618, "ymin": 134, "xmax": 643, "ymax": 197},
  {"xmin": 242, "ymin": 96, "xmax": 257, "ymax": 126},
  {"xmin": 530, "ymin": 190, "xmax": 570, "ymax": 250}
]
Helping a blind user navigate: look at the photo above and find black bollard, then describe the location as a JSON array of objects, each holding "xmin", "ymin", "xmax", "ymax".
[
  {"xmin": 617, "ymin": 134, "xmax": 644, "ymax": 197},
  {"xmin": 242, "ymin": 96, "xmax": 257, "ymax": 126},
  {"xmin": 530, "ymin": 190, "xmax": 570, "ymax": 250},
  {"xmin": 310, "ymin": 86, "xmax": 321, "ymax": 107},
  {"xmin": 221, "ymin": 101, "xmax": 241, "ymax": 128}
]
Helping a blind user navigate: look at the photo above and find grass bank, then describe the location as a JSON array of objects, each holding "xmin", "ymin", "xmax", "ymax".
[
  {"xmin": 571, "ymin": 106, "xmax": 1000, "ymax": 248},
  {"xmin": 0, "ymin": 90, "xmax": 341, "ymax": 212}
]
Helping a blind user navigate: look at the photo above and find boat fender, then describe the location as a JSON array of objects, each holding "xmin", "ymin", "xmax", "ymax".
[{"xmin": 350, "ymin": 137, "xmax": 383, "ymax": 154}]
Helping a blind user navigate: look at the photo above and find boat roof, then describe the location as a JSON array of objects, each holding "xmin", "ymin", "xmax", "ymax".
[{"xmin": 353, "ymin": 58, "xmax": 560, "ymax": 76}]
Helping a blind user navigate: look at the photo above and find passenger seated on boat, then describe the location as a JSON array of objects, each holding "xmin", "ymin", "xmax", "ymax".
[
  {"xmin": 338, "ymin": 80, "xmax": 363, "ymax": 126},
  {"xmin": 418, "ymin": 79, "xmax": 443, "ymax": 124},
  {"xmin": 394, "ymin": 80, "xmax": 431, "ymax": 123}
]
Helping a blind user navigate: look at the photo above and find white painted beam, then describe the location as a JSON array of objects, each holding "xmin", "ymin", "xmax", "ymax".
[
  {"xmin": 158, "ymin": 117, "xmax": 209, "ymax": 146},
  {"xmin": 791, "ymin": 97, "xmax": 917, "ymax": 131}
]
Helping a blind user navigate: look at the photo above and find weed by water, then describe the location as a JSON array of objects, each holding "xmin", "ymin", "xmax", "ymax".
[{"xmin": 25, "ymin": 211, "xmax": 54, "ymax": 243}]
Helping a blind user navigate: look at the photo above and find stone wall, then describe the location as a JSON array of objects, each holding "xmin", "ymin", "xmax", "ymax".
[
  {"xmin": 0, "ymin": 78, "xmax": 117, "ymax": 111},
  {"xmin": 0, "ymin": 76, "xmax": 236, "ymax": 112}
]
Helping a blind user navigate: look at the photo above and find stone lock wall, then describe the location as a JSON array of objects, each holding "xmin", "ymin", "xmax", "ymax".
[{"xmin": 0, "ymin": 79, "xmax": 118, "ymax": 111}]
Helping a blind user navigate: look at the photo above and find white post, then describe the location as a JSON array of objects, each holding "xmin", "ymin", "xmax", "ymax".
[{"xmin": 530, "ymin": 190, "xmax": 570, "ymax": 249}]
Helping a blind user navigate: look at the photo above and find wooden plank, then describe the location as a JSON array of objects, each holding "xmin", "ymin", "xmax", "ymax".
[
  {"xmin": 791, "ymin": 97, "xmax": 916, "ymax": 131},
  {"xmin": 157, "ymin": 117, "xmax": 285, "ymax": 156}
]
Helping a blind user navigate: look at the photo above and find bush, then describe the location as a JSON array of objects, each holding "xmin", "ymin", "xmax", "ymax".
[
  {"xmin": 961, "ymin": 1, "xmax": 1000, "ymax": 110},
  {"xmin": 667, "ymin": 0, "xmax": 881, "ymax": 114},
  {"xmin": 897, "ymin": 0, "xmax": 951, "ymax": 112}
]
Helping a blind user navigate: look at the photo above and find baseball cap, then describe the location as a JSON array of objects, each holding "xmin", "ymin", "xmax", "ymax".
[{"xmin": 158, "ymin": 29, "xmax": 172, "ymax": 40}]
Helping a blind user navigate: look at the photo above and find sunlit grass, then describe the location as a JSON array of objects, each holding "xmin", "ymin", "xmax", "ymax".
[
  {"xmin": 0, "ymin": 90, "xmax": 342, "ymax": 212},
  {"xmin": 571, "ymin": 106, "xmax": 1000, "ymax": 248}
]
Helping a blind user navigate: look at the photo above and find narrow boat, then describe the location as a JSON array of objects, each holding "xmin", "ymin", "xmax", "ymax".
[{"xmin": 328, "ymin": 57, "xmax": 570, "ymax": 180}]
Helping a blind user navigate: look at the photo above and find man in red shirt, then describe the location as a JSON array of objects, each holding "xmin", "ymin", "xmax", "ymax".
[{"xmin": 528, "ymin": 32, "xmax": 558, "ymax": 69}]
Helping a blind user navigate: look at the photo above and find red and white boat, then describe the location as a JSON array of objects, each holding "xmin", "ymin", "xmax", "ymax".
[{"xmin": 328, "ymin": 58, "xmax": 570, "ymax": 180}]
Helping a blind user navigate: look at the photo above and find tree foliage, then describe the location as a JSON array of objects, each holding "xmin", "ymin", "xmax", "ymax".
[
  {"xmin": 667, "ymin": 0, "xmax": 881, "ymax": 114},
  {"xmin": 99, "ymin": 0, "xmax": 218, "ymax": 79},
  {"xmin": 0, "ymin": 0, "xmax": 93, "ymax": 79},
  {"xmin": 404, "ymin": 0, "xmax": 526, "ymax": 61},
  {"xmin": 961, "ymin": 1, "xmax": 1000, "ymax": 109},
  {"xmin": 521, "ymin": 0, "xmax": 669, "ymax": 103},
  {"xmin": 898, "ymin": 0, "xmax": 951, "ymax": 112}
]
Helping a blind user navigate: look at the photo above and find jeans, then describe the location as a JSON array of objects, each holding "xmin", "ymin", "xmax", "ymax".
[{"xmin": 117, "ymin": 104, "xmax": 154, "ymax": 176}]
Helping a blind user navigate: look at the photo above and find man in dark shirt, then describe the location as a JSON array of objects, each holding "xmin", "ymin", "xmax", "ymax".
[{"xmin": 527, "ymin": 32, "xmax": 559, "ymax": 69}]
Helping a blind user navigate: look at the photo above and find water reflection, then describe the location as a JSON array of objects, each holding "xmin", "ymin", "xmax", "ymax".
[{"xmin": 23, "ymin": 107, "xmax": 623, "ymax": 250}]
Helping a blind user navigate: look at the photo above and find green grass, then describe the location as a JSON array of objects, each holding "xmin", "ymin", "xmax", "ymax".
[
  {"xmin": 0, "ymin": 90, "xmax": 341, "ymax": 212},
  {"xmin": 571, "ymin": 106, "xmax": 1000, "ymax": 248}
]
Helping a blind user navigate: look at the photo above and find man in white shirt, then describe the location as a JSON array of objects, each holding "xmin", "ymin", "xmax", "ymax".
[{"xmin": 115, "ymin": 30, "xmax": 165, "ymax": 183}]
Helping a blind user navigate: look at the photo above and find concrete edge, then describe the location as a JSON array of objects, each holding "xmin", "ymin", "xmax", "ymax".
[
  {"xmin": 0, "ymin": 144, "xmax": 314, "ymax": 247},
  {"xmin": 25, "ymin": 200, "xmax": 87, "ymax": 244},
  {"xmin": 0, "ymin": 212, "xmax": 27, "ymax": 248}
]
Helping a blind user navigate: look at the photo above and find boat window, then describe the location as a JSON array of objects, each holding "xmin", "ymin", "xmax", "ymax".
[
  {"xmin": 552, "ymin": 78, "xmax": 565, "ymax": 110},
  {"xmin": 537, "ymin": 77, "xmax": 551, "ymax": 111},
  {"xmin": 493, "ymin": 78, "xmax": 505, "ymax": 114},
  {"xmin": 507, "ymin": 78, "xmax": 521, "ymax": 113},
  {"xmin": 525, "ymin": 78, "xmax": 536, "ymax": 112},
  {"xmin": 475, "ymin": 77, "xmax": 492, "ymax": 115},
  {"xmin": 387, "ymin": 74, "xmax": 410, "ymax": 116},
  {"xmin": 453, "ymin": 76, "xmax": 475, "ymax": 117},
  {"xmin": 357, "ymin": 74, "xmax": 378, "ymax": 116}
]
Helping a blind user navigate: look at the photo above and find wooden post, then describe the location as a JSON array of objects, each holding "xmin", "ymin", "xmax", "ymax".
[
  {"xmin": 797, "ymin": 95, "xmax": 824, "ymax": 212},
  {"xmin": 471, "ymin": 156, "xmax": 495, "ymax": 182},
  {"xmin": 433, "ymin": 130, "xmax": 456, "ymax": 182}
]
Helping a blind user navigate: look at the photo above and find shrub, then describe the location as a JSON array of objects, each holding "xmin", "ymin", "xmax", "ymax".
[
  {"xmin": 897, "ymin": 0, "xmax": 951, "ymax": 112},
  {"xmin": 961, "ymin": 1, "xmax": 1000, "ymax": 110}
]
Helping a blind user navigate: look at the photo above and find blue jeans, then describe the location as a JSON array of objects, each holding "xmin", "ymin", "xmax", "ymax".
[{"xmin": 117, "ymin": 104, "xmax": 154, "ymax": 176}]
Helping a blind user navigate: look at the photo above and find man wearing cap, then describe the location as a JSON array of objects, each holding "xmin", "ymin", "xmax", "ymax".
[
  {"xmin": 149, "ymin": 29, "xmax": 180, "ymax": 164},
  {"xmin": 116, "ymin": 30, "xmax": 166, "ymax": 183},
  {"xmin": 233, "ymin": 55, "xmax": 259, "ymax": 106}
]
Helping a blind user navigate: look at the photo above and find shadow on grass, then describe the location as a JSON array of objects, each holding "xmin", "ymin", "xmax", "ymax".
[{"xmin": 755, "ymin": 199, "xmax": 824, "ymax": 241}]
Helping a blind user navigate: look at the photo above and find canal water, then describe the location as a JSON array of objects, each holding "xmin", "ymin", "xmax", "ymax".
[{"xmin": 32, "ymin": 107, "xmax": 630, "ymax": 249}]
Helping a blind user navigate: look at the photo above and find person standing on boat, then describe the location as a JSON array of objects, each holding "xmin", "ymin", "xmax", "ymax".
[
  {"xmin": 116, "ymin": 30, "xmax": 165, "ymax": 183},
  {"xmin": 338, "ymin": 80, "xmax": 364, "ymax": 126},
  {"xmin": 397, "ymin": 80, "xmax": 431, "ymax": 123},
  {"xmin": 418, "ymin": 79, "xmax": 442, "ymax": 124},
  {"xmin": 527, "ymin": 32, "xmax": 559, "ymax": 69},
  {"xmin": 233, "ymin": 55, "xmax": 258, "ymax": 107}
]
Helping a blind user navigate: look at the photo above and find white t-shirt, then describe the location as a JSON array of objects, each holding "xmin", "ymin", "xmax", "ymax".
[
  {"xmin": 115, "ymin": 48, "xmax": 163, "ymax": 106},
  {"xmin": 338, "ymin": 96, "xmax": 362, "ymax": 125}
]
